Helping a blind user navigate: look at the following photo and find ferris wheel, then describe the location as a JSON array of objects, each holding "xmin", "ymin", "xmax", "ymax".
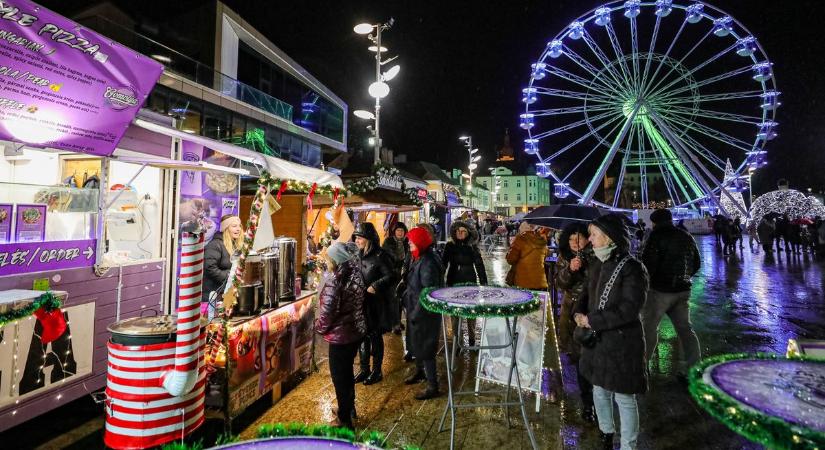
[{"xmin": 521, "ymin": 1, "xmax": 778, "ymax": 214}]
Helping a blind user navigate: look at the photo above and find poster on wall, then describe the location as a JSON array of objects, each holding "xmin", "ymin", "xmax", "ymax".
[
  {"xmin": 0, "ymin": 0, "xmax": 163, "ymax": 156},
  {"xmin": 13, "ymin": 204, "xmax": 46, "ymax": 242},
  {"xmin": 0, "ymin": 301, "xmax": 95, "ymax": 407},
  {"xmin": 476, "ymin": 291, "xmax": 547, "ymax": 394},
  {"xmin": 215, "ymin": 295, "xmax": 315, "ymax": 418},
  {"xmin": 179, "ymin": 141, "xmax": 240, "ymax": 243},
  {"xmin": 0, "ymin": 204, "xmax": 12, "ymax": 242}
]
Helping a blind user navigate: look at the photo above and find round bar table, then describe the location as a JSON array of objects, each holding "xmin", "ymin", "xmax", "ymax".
[
  {"xmin": 689, "ymin": 353, "xmax": 825, "ymax": 449},
  {"xmin": 210, "ymin": 436, "xmax": 384, "ymax": 449},
  {"xmin": 422, "ymin": 285, "xmax": 540, "ymax": 450}
]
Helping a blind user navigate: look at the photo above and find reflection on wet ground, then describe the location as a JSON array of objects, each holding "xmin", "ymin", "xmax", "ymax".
[{"xmin": 3, "ymin": 236, "xmax": 823, "ymax": 449}]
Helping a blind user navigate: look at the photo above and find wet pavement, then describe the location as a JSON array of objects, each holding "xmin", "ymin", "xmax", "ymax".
[{"xmin": 2, "ymin": 235, "xmax": 824, "ymax": 449}]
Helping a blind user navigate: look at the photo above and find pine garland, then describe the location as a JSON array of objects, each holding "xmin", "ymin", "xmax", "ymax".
[
  {"xmin": 255, "ymin": 422, "xmax": 421, "ymax": 449},
  {"xmin": 0, "ymin": 291, "xmax": 61, "ymax": 327},
  {"xmin": 419, "ymin": 284, "xmax": 541, "ymax": 319},
  {"xmin": 688, "ymin": 352, "xmax": 825, "ymax": 450}
]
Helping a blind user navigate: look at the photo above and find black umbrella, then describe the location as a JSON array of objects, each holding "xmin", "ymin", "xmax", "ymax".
[{"xmin": 523, "ymin": 204, "xmax": 609, "ymax": 229}]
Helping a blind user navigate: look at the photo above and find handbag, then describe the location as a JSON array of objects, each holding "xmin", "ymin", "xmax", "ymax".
[{"xmin": 573, "ymin": 255, "xmax": 631, "ymax": 349}]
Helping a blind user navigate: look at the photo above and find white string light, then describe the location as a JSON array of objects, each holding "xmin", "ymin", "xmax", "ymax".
[{"xmin": 750, "ymin": 189, "xmax": 825, "ymax": 225}]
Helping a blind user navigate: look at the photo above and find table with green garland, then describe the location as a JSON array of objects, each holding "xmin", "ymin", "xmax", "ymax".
[
  {"xmin": 688, "ymin": 353, "xmax": 825, "ymax": 449},
  {"xmin": 421, "ymin": 285, "xmax": 541, "ymax": 450}
]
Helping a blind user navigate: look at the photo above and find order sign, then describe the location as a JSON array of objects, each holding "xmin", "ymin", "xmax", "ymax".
[
  {"xmin": 0, "ymin": 239, "xmax": 95, "ymax": 276},
  {"xmin": 0, "ymin": 0, "xmax": 163, "ymax": 156}
]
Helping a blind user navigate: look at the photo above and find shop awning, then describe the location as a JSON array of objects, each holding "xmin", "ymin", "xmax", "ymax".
[
  {"xmin": 133, "ymin": 119, "xmax": 343, "ymax": 189},
  {"xmin": 112, "ymin": 155, "xmax": 250, "ymax": 175},
  {"xmin": 347, "ymin": 188, "xmax": 421, "ymax": 213}
]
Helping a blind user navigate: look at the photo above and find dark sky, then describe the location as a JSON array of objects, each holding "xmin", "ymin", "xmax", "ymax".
[{"xmin": 42, "ymin": 0, "xmax": 825, "ymax": 196}]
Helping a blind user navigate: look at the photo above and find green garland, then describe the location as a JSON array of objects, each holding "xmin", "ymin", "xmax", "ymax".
[
  {"xmin": 258, "ymin": 170, "xmax": 340, "ymax": 196},
  {"xmin": 419, "ymin": 284, "xmax": 541, "ymax": 319},
  {"xmin": 0, "ymin": 291, "xmax": 61, "ymax": 327},
  {"xmin": 688, "ymin": 352, "xmax": 825, "ymax": 450},
  {"xmin": 256, "ymin": 422, "xmax": 420, "ymax": 450}
]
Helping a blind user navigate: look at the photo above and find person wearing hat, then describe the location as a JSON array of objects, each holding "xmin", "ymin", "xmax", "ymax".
[
  {"xmin": 203, "ymin": 215, "xmax": 244, "ymax": 308},
  {"xmin": 382, "ymin": 222, "xmax": 411, "ymax": 337},
  {"xmin": 443, "ymin": 220, "xmax": 487, "ymax": 347},
  {"xmin": 352, "ymin": 222, "xmax": 397, "ymax": 385},
  {"xmin": 402, "ymin": 225, "xmax": 444, "ymax": 400},
  {"xmin": 315, "ymin": 242, "xmax": 366, "ymax": 429},
  {"xmin": 640, "ymin": 208, "xmax": 701, "ymax": 381},
  {"xmin": 574, "ymin": 213, "xmax": 649, "ymax": 450}
]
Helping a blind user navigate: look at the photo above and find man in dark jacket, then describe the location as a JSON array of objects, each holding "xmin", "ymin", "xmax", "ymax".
[
  {"xmin": 443, "ymin": 220, "xmax": 487, "ymax": 347},
  {"xmin": 403, "ymin": 226, "xmax": 444, "ymax": 400},
  {"xmin": 640, "ymin": 208, "xmax": 702, "ymax": 376},
  {"xmin": 381, "ymin": 222, "xmax": 411, "ymax": 336},
  {"xmin": 353, "ymin": 223, "xmax": 397, "ymax": 385}
]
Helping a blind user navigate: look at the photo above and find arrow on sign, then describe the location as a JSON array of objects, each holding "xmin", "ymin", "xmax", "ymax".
[{"xmin": 84, "ymin": 246, "xmax": 94, "ymax": 260}]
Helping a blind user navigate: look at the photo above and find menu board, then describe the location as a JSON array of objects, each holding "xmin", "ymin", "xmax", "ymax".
[
  {"xmin": 0, "ymin": 0, "xmax": 163, "ymax": 156},
  {"xmin": 0, "ymin": 204, "xmax": 11, "ymax": 242},
  {"xmin": 179, "ymin": 141, "xmax": 240, "ymax": 242},
  {"xmin": 13, "ymin": 203, "xmax": 46, "ymax": 242}
]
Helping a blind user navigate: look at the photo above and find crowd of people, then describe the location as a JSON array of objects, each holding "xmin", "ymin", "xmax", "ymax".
[
  {"xmin": 753, "ymin": 214, "xmax": 825, "ymax": 257},
  {"xmin": 313, "ymin": 209, "xmax": 706, "ymax": 449}
]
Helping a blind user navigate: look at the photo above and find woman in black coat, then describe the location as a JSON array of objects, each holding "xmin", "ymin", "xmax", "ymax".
[
  {"xmin": 202, "ymin": 215, "xmax": 243, "ymax": 309},
  {"xmin": 353, "ymin": 222, "xmax": 396, "ymax": 385},
  {"xmin": 574, "ymin": 214, "xmax": 649, "ymax": 450},
  {"xmin": 403, "ymin": 226, "xmax": 444, "ymax": 400},
  {"xmin": 442, "ymin": 220, "xmax": 487, "ymax": 346}
]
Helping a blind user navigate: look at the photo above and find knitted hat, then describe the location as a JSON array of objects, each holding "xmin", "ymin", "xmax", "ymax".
[
  {"xmin": 327, "ymin": 242, "xmax": 354, "ymax": 265},
  {"xmin": 407, "ymin": 226, "xmax": 433, "ymax": 259},
  {"xmin": 650, "ymin": 208, "xmax": 673, "ymax": 225},
  {"xmin": 590, "ymin": 213, "xmax": 631, "ymax": 251}
]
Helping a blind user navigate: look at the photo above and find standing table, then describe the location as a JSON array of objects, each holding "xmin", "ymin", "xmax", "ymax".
[{"xmin": 422, "ymin": 285, "xmax": 541, "ymax": 450}]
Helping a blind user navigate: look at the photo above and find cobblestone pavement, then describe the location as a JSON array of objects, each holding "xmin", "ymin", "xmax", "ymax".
[{"xmin": 3, "ymin": 235, "xmax": 824, "ymax": 449}]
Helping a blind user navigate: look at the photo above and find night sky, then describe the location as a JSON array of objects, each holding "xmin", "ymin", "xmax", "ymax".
[{"xmin": 43, "ymin": 0, "xmax": 825, "ymax": 196}]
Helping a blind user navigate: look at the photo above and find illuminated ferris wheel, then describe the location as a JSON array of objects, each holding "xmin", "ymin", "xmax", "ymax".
[{"xmin": 521, "ymin": 1, "xmax": 778, "ymax": 213}]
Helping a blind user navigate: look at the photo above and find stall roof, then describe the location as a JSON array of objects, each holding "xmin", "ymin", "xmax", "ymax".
[
  {"xmin": 133, "ymin": 119, "xmax": 342, "ymax": 188},
  {"xmin": 113, "ymin": 155, "xmax": 249, "ymax": 176}
]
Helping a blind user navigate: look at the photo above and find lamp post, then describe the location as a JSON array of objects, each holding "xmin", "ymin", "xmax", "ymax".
[
  {"xmin": 354, "ymin": 20, "xmax": 399, "ymax": 165},
  {"xmin": 489, "ymin": 166, "xmax": 501, "ymax": 215},
  {"xmin": 459, "ymin": 136, "xmax": 480, "ymax": 209}
]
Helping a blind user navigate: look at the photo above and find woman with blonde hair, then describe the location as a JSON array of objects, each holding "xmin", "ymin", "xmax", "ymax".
[{"xmin": 203, "ymin": 215, "xmax": 244, "ymax": 306}]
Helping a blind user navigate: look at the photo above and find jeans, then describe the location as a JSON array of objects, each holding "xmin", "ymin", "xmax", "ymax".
[
  {"xmin": 359, "ymin": 333, "xmax": 384, "ymax": 374},
  {"xmin": 328, "ymin": 341, "xmax": 360, "ymax": 424},
  {"xmin": 593, "ymin": 385, "xmax": 639, "ymax": 450},
  {"xmin": 642, "ymin": 289, "xmax": 702, "ymax": 370}
]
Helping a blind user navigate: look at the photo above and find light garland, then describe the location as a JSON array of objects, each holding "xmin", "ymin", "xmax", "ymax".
[
  {"xmin": 688, "ymin": 353, "xmax": 825, "ymax": 449},
  {"xmin": 719, "ymin": 159, "xmax": 748, "ymax": 218},
  {"xmin": 749, "ymin": 189, "xmax": 825, "ymax": 225},
  {"xmin": 256, "ymin": 422, "xmax": 421, "ymax": 450},
  {"xmin": 419, "ymin": 284, "xmax": 541, "ymax": 319}
]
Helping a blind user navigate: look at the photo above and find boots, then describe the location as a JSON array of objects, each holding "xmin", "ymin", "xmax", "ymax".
[
  {"xmin": 404, "ymin": 369, "xmax": 426, "ymax": 385},
  {"xmin": 415, "ymin": 383, "xmax": 439, "ymax": 400},
  {"xmin": 363, "ymin": 371, "xmax": 383, "ymax": 385},
  {"xmin": 354, "ymin": 370, "xmax": 370, "ymax": 384},
  {"xmin": 600, "ymin": 432, "xmax": 614, "ymax": 450}
]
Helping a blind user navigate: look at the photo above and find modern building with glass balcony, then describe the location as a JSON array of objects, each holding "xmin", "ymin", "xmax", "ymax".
[{"xmin": 68, "ymin": 1, "xmax": 346, "ymax": 167}]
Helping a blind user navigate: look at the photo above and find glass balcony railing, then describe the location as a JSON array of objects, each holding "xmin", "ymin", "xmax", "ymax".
[{"xmin": 84, "ymin": 16, "xmax": 293, "ymax": 122}]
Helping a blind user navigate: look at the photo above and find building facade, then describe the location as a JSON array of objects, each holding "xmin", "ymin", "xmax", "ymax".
[{"xmin": 476, "ymin": 167, "xmax": 551, "ymax": 216}]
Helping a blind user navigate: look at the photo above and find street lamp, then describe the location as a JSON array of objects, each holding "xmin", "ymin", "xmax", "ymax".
[
  {"xmin": 460, "ymin": 136, "xmax": 481, "ymax": 209},
  {"xmin": 353, "ymin": 19, "xmax": 399, "ymax": 165}
]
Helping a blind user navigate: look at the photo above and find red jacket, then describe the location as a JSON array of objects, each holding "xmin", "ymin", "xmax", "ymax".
[{"xmin": 315, "ymin": 259, "xmax": 367, "ymax": 345}]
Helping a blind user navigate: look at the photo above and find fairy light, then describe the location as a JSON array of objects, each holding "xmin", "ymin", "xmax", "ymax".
[{"xmin": 750, "ymin": 189, "xmax": 825, "ymax": 224}]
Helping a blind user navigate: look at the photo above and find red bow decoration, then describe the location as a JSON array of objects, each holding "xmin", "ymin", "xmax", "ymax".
[
  {"xmin": 276, "ymin": 181, "xmax": 288, "ymax": 201},
  {"xmin": 332, "ymin": 187, "xmax": 340, "ymax": 204},
  {"xmin": 307, "ymin": 182, "xmax": 318, "ymax": 210}
]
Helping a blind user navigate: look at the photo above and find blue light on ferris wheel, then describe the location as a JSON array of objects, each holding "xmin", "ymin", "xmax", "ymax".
[
  {"xmin": 655, "ymin": 0, "xmax": 673, "ymax": 17},
  {"xmin": 520, "ymin": 113, "xmax": 535, "ymax": 130},
  {"xmin": 524, "ymin": 139, "xmax": 539, "ymax": 154},
  {"xmin": 568, "ymin": 21, "xmax": 584, "ymax": 39},
  {"xmin": 594, "ymin": 7, "xmax": 611, "ymax": 26},
  {"xmin": 686, "ymin": 4, "xmax": 704, "ymax": 24},
  {"xmin": 752, "ymin": 62, "xmax": 773, "ymax": 82},
  {"xmin": 736, "ymin": 37, "xmax": 757, "ymax": 57},
  {"xmin": 522, "ymin": 87, "xmax": 538, "ymax": 104},
  {"xmin": 554, "ymin": 182, "xmax": 571, "ymax": 199},
  {"xmin": 760, "ymin": 91, "xmax": 781, "ymax": 110},
  {"xmin": 531, "ymin": 62, "xmax": 547, "ymax": 80},
  {"xmin": 624, "ymin": 1, "xmax": 641, "ymax": 19},
  {"xmin": 547, "ymin": 40, "xmax": 563, "ymax": 58},
  {"xmin": 756, "ymin": 121, "xmax": 777, "ymax": 141},
  {"xmin": 713, "ymin": 16, "xmax": 733, "ymax": 37},
  {"xmin": 536, "ymin": 162, "xmax": 551, "ymax": 178}
]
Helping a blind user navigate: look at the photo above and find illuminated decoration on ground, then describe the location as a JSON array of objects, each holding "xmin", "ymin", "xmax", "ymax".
[
  {"xmin": 519, "ymin": 1, "xmax": 778, "ymax": 212},
  {"xmin": 749, "ymin": 189, "xmax": 825, "ymax": 225},
  {"xmin": 719, "ymin": 159, "xmax": 748, "ymax": 219}
]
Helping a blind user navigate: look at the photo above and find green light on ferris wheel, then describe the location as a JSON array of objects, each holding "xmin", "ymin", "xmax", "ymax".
[{"xmin": 623, "ymin": 101, "xmax": 648, "ymax": 123}]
